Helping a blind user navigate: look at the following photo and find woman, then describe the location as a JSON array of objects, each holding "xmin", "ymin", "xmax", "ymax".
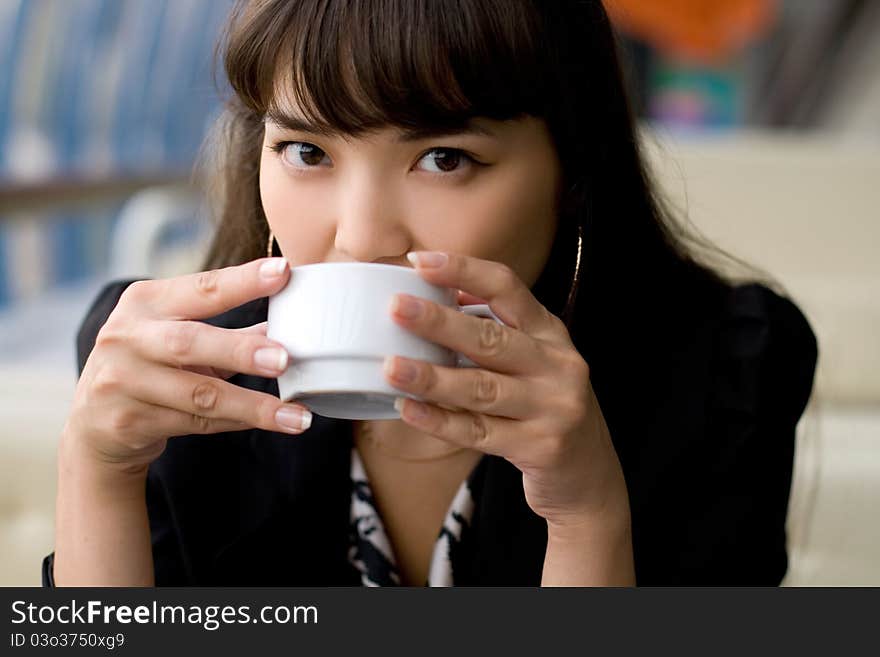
[{"xmin": 45, "ymin": 0, "xmax": 816, "ymax": 586}]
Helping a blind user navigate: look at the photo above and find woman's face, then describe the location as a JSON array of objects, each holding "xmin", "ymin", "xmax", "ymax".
[{"xmin": 259, "ymin": 102, "xmax": 562, "ymax": 288}]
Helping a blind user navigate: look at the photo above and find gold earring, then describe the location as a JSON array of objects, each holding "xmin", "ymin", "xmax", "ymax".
[
  {"xmin": 266, "ymin": 229, "xmax": 275, "ymax": 258},
  {"xmin": 561, "ymin": 223, "xmax": 583, "ymax": 325}
]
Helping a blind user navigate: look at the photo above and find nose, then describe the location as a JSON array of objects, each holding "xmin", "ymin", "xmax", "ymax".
[{"xmin": 332, "ymin": 169, "xmax": 412, "ymax": 264}]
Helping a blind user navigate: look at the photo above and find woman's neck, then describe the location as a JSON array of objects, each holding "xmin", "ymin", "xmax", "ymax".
[{"xmin": 352, "ymin": 419, "xmax": 474, "ymax": 462}]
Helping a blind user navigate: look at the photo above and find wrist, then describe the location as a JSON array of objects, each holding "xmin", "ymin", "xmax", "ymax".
[
  {"xmin": 59, "ymin": 424, "xmax": 151, "ymax": 487},
  {"xmin": 546, "ymin": 506, "xmax": 631, "ymax": 546},
  {"xmin": 543, "ymin": 511, "xmax": 635, "ymax": 587},
  {"xmin": 545, "ymin": 481, "xmax": 632, "ymax": 544}
]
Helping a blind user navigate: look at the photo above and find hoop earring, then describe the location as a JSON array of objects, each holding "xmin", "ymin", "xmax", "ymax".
[
  {"xmin": 562, "ymin": 223, "xmax": 583, "ymax": 324},
  {"xmin": 266, "ymin": 229, "xmax": 276, "ymax": 258}
]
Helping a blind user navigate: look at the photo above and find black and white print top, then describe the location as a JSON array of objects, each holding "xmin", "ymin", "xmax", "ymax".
[{"xmin": 347, "ymin": 447, "xmax": 483, "ymax": 587}]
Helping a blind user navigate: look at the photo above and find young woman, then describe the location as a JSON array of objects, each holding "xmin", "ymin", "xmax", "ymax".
[{"xmin": 46, "ymin": 0, "xmax": 817, "ymax": 587}]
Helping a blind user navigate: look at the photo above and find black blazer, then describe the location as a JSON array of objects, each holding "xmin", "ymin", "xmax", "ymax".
[{"xmin": 43, "ymin": 277, "xmax": 817, "ymax": 586}]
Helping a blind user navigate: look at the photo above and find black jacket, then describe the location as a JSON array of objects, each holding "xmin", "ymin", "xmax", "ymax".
[{"xmin": 43, "ymin": 278, "xmax": 817, "ymax": 586}]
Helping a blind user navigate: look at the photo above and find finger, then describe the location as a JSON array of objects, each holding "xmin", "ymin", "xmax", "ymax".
[
  {"xmin": 389, "ymin": 294, "xmax": 550, "ymax": 375},
  {"xmin": 236, "ymin": 321, "xmax": 268, "ymax": 336},
  {"xmin": 126, "ymin": 257, "xmax": 290, "ymax": 321},
  {"xmin": 204, "ymin": 323, "xmax": 270, "ymax": 379},
  {"xmin": 394, "ymin": 396, "xmax": 523, "ymax": 459},
  {"xmin": 383, "ymin": 356, "xmax": 544, "ymax": 420},
  {"xmin": 457, "ymin": 290, "xmax": 487, "ymax": 306},
  {"xmin": 408, "ymin": 251, "xmax": 565, "ymax": 341},
  {"xmin": 183, "ymin": 364, "xmax": 238, "ymax": 381},
  {"xmin": 129, "ymin": 319, "xmax": 290, "ymax": 379},
  {"xmin": 108, "ymin": 361, "xmax": 312, "ymax": 435},
  {"xmin": 111, "ymin": 400, "xmax": 252, "ymax": 438}
]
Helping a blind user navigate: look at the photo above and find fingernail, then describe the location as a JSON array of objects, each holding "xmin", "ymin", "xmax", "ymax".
[
  {"xmin": 391, "ymin": 294, "xmax": 422, "ymax": 319},
  {"xmin": 276, "ymin": 405, "xmax": 312, "ymax": 432},
  {"xmin": 407, "ymin": 251, "xmax": 447, "ymax": 268},
  {"xmin": 393, "ymin": 397, "xmax": 406, "ymax": 415},
  {"xmin": 254, "ymin": 347, "xmax": 288, "ymax": 371},
  {"xmin": 260, "ymin": 258, "xmax": 288, "ymax": 279},
  {"xmin": 395, "ymin": 396, "xmax": 427, "ymax": 420},
  {"xmin": 385, "ymin": 355, "xmax": 417, "ymax": 383}
]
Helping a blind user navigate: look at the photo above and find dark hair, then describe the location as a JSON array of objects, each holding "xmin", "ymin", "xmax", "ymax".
[{"xmin": 200, "ymin": 0, "xmax": 733, "ymax": 360}]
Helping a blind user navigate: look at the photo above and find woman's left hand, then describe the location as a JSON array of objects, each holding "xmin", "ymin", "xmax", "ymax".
[{"xmin": 385, "ymin": 250, "xmax": 631, "ymax": 537}]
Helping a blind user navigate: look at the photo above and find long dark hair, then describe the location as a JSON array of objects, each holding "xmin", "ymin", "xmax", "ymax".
[{"xmin": 199, "ymin": 0, "xmax": 733, "ymax": 376}]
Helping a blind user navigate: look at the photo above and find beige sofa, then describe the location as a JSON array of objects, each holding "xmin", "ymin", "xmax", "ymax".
[{"xmin": 1, "ymin": 127, "xmax": 877, "ymax": 586}]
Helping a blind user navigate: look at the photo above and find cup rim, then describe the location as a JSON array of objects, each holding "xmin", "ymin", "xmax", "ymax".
[{"xmin": 289, "ymin": 262, "xmax": 416, "ymax": 273}]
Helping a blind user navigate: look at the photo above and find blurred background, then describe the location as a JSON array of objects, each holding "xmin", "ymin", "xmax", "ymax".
[{"xmin": 0, "ymin": 0, "xmax": 877, "ymax": 585}]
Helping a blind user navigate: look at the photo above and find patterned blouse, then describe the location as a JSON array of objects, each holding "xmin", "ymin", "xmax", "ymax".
[{"xmin": 347, "ymin": 447, "xmax": 483, "ymax": 586}]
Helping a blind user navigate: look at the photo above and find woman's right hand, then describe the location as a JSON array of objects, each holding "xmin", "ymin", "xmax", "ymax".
[{"xmin": 62, "ymin": 257, "xmax": 312, "ymax": 473}]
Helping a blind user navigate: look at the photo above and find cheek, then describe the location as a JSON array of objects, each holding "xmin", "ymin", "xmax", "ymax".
[
  {"xmin": 499, "ymin": 200, "xmax": 557, "ymax": 286},
  {"xmin": 481, "ymin": 166, "xmax": 556, "ymax": 235},
  {"xmin": 259, "ymin": 155, "xmax": 329, "ymax": 263},
  {"xmin": 259, "ymin": 154, "xmax": 285, "ymax": 221},
  {"xmin": 443, "ymin": 161, "xmax": 559, "ymax": 285}
]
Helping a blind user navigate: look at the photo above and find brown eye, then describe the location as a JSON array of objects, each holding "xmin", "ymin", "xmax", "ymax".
[
  {"xmin": 421, "ymin": 148, "xmax": 462, "ymax": 173},
  {"xmin": 432, "ymin": 149, "xmax": 461, "ymax": 171},
  {"xmin": 281, "ymin": 142, "xmax": 330, "ymax": 167}
]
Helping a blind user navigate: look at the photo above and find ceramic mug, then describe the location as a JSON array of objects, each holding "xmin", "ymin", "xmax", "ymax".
[{"xmin": 266, "ymin": 262, "xmax": 505, "ymax": 420}]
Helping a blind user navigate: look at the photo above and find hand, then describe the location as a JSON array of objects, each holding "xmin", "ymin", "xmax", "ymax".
[
  {"xmin": 63, "ymin": 257, "xmax": 313, "ymax": 473},
  {"xmin": 384, "ymin": 251, "xmax": 630, "ymax": 534}
]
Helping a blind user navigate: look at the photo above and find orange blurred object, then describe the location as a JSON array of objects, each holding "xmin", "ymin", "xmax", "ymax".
[{"xmin": 603, "ymin": 0, "xmax": 778, "ymax": 63}]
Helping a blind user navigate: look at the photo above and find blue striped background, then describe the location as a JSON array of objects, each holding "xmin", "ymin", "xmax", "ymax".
[{"xmin": 0, "ymin": 0, "xmax": 233, "ymax": 309}]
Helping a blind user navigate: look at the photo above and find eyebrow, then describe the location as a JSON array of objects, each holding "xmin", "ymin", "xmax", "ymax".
[{"xmin": 265, "ymin": 113, "xmax": 496, "ymax": 143}]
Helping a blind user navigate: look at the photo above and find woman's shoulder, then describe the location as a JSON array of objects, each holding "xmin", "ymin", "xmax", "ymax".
[
  {"xmin": 712, "ymin": 281, "xmax": 818, "ymax": 425},
  {"xmin": 720, "ymin": 282, "xmax": 815, "ymax": 340},
  {"xmin": 598, "ymin": 277, "xmax": 818, "ymax": 441}
]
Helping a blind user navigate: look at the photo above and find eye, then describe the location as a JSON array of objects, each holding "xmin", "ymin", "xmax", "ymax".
[
  {"xmin": 270, "ymin": 141, "xmax": 331, "ymax": 168},
  {"xmin": 415, "ymin": 148, "xmax": 477, "ymax": 175}
]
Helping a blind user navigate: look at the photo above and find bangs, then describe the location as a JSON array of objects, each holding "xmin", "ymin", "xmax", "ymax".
[{"xmin": 223, "ymin": 0, "xmax": 556, "ymax": 136}]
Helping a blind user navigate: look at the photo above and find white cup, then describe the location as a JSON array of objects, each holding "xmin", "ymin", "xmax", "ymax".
[{"xmin": 266, "ymin": 262, "xmax": 505, "ymax": 420}]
